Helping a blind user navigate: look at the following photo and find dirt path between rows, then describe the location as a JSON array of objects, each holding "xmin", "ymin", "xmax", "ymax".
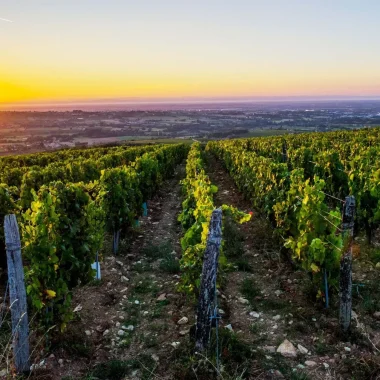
[{"xmin": 45, "ymin": 165, "xmax": 196, "ymax": 379}]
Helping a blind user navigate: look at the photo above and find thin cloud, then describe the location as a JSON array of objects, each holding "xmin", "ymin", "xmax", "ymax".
[{"xmin": 0, "ymin": 17, "xmax": 13, "ymax": 22}]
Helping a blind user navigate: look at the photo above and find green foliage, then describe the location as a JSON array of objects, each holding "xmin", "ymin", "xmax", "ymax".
[
  {"xmin": 21, "ymin": 182, "xmax": 105, "ymax": 330},
  {"xmin": 178, "ymin": 143, "xmax": 251, "ymax": 294}
]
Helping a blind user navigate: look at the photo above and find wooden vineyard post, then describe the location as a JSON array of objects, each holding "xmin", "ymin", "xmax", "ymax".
[
  {"xmin": 195, "ymin": 208, "xmax": 222, "ymax": 352},
  {"xmin": 4, "ymin": 214, "xmax": 30, "ymax": 373},
  {"xmin": 339, "ymin": 196, "xmax": 355, "ymax": 332}
]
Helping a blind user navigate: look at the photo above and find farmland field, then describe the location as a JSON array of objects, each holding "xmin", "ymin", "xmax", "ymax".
[{"xmin": 0, "ymin": 128, "xmax": 379, "ymax": 379}]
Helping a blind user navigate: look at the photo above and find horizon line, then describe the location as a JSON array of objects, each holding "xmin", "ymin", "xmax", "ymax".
[{"xmin": 2, "ymin": 94, "xmax": 380, "ymax": 108}]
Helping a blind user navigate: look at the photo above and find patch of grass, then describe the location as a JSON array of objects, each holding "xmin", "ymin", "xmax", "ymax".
[
  {"xmin": 352, "ymin": 281, "xmax": 380, "ymax": 315},
  {"xmin": 240, "ymin": 278, "xmax": 261, "ymax": 305},
  {"xmin": 151, "ymin": 300, "xmax": 170, "ymax": 319},
  {"xmin": 133, "ymin": 277, "xmax": 159, "ymax": 295},
  {"xmin": 234, "ymin": 258, "xmax": 253, "ymax": 272},
  {"xmin": 259, "ymin": 297, "xmax": 292, "ymax": 312},
  {"xmin": 91, "ymin": 355, "xmax": 156, "ymax": 380},
  {"xmin": 223, "ymin": 216, "xmax": 245, "ymax": 258},
  {"xmin": 339, "ymin": 355, "xmax": 380, "ymax": 379},
  {"xmin": 249, "ymin": 323, "xmax": 259, "ymax": 334},
  {"xmin": 88, "ymin": 278, "xmax": 103, "ymax": 287},
  {"xmin": 133, "ymin": 260, "xmax": 152, "ymax": 272},
  {"xmin": 142, "ymin": 241, "xmax": 173, "ymax": 261},
  {"xmin": 160, "ymin": 254, "xmax": 180, "ymax": 273}
]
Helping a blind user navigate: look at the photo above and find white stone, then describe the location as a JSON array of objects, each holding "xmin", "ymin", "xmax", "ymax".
[
  {"xmin": 373, "ymin": 311, "xmax": 380, "ymax": 319},
  {"xmin": 134, "ymin": 300, "xmax": 140, "ymax": 305},
  {"xmin": 225, "ymin": 324, "xmax": 233, "ymax": 331},
  {"xmin": 249, "ymin": 311, "xmax": 260, "ymax": 318},
  {"xmin": 157, "ymin": 293, "xmax": 167, "ymax": 301},
  {"xmin": 179, "ymin": 329, "xmax": 189, "ymax": 336},
  {"xmin": 121, "ymin": 276, "xmax": 129, "ymax": 283},
  {"xmin": 151, "ymin": 354, "xmax": 159, "ymax": 362},
  {"xmin": 171, "ymin": 341, "xmax": 180, "ymax": 348},
  {"xmin": 263, "ymin": 346, "xmax": 276, "ymax": 353},
  {"xmin": 120, "ymin": 287, "xmax": 128, "ymax": 293},
  {"xmin": 103, "ymin": 329, "xmax": 110, "ymax": 336},
  {"xmin": 323, "ymin": 363, "xmax": 329, "ymax": 369},
  {"xmin": 115, "ymin": 322, "xmax": 121, "ymax": 328},
  {"xmin": 177, "ymin": 317, "xmax": 188, "ymax": 325},
  {"xmin": 276, "ymin": 340, "xmax": 297, "ymax": 358},
  {"xmin": 116, "ymin": 261, "xmax": 124, "ymax": 266},
  {"xmin": 297, "ymin": 344, "xmax": 308, "ymax": 354},
  {"xmin": 344, "ymin": 346, "xmax": 351, "ymax": 352},
  {"xmin": 305, "ymin": 360, "xmax": 317, "ymax": 367},
  {"xmin": 85, "ymin": 330, "xmax": 91, "ymax": 336},
  {"xmin": 238, "ymin": 297, "xmax": 249, "ymax": 305},
  {"xmin": 273, "ymin": 315, "xmax": 281, "ymax": 321},
  {"xmin": 123, "ymin": 325, "xmax": 134, "ymax": 331},
  {"xmin": 117, "ymin": 330, "xmax": 125, "ymax": 336}
]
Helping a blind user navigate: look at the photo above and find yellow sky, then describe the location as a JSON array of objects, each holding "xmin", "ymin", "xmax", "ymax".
[{"xmin": 2, "ymin": 1, "xmax": 380, "ymax": 105}]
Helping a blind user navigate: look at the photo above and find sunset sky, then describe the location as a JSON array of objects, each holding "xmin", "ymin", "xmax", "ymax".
[{"xmin": 1, "ymin": 0, "xmax": 380, "ymax": 105}]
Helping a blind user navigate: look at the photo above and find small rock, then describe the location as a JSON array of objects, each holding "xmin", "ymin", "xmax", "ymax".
[
  {"xmin": 276, "ymin": 339, "xmax": 297, "ymax": 358},
  {"xmin": 49, "ymin": 354, "xmax": 55, "ymax": 359},
  {"xmin": 179, "ymin": 329, "xmax": 189, "ymax": 336},
  {"xmin": 373, "ymin": 311, "xmax": 380, "ymax": 320},
  {"xmin": 121, "ymin": 276, "xmax": 129, "ymax": 283},
  {"xmin": 171, "ymin": 341, "xmax": 180, "ymax": 348},
  {"xmin": 151, "ymin": 354, "xmax": 159, "ymax": 362},
  {"xmin": 157, "ymin": 293, "xmax": 167, "ymax": 301},
  {"xmin": 274, "ymin": 290, "xmax": 282, "ymax": 297},
  {"xmin": 344, "ymin": 346, "xmax": 351, "ymax": 352},
  {"xmin": 0, "ymin": 369, "xmax": 7, "ymax": 376},
  {"xmin": 120, "ymin": 287, "xmax": 128, "ymax": 293},
  {"xmin": 263, "ymin": 346, "xmax": 276, "ymax": 353},
  {"xmin": 85, "ymin": 330, "xmax": 91, "ymax": 336},
  {"xmin": 272, "ymin": 370, "xmax": 284, "ymax": 378},
  {"xmin": 297, "ymin": 364, "xmax": 305, "ymax": 369},
  {"xmin": 115, "ymin": 322, "xmax": 121, "ymax": 328},
  {"xmin": 73, "ymin": 304, "xmax": 83, "ymax": 313},
  {"xmin": 177, "ymin": 317, "xmax": 188, "ymax": 325},
  {"xmin": 117, "ymin": 330, "xmax": 125, "ymax": 336},
  {"xmin": 249, "ymin": 311, "xmax": 260, "ymax": 318},
  {"xmin": 225, "ymin": 324, "xmax": 233, "ymax": 331},
  {"xmin": 305, "ymin": 360, "xmax": 317, "ymax": 367},
  {"xmin": 123, "ymin": 325, "xmax": 134, "ymax": 331},
  {"xmin": 376, "ymin": 262, "xmax": 380, "ymax": 268},
  {"xmin": 323, "ymin": 363, "xmax": 329, "ymax": 369},
  {"xmin": 238, "ymin": 297, "xmax": 249, "ymax": 305},
  {"xmin": 134, "ymin": 300, "xmax": 140, "ymax": 305},
  {"xmin": 116, "ymin": 261, "xmax": 124, "ymax": 266},
  {"xmin": 103, "ymin": 329, "xmax": 110, "ymax": 336},
  {"xmin": 58, "ymin": 359, "xmax": 64, "ymax": 367},
  {"xmin": 273, "ymin": 315, "xmax": 281, "ymax": 321},
  {"xmin": 297, "ymin": 344, "xmax": 308, "ymax": 354},
  {"xmin": 218, "ymin": 309, "xmax": 225, "ymax": 315}
]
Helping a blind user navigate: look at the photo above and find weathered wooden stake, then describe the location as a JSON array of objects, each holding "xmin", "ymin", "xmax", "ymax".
[
  {"xmin": 4, "ymin": 214, "xmax": 30, "ymax": 373},
  {"xmin": 113, "ymin": 229, "xmax": 121, "ymax": 255},
  {"xmin": 195, "ymin": 208, "xmax": 222, "ymax": 352},
  {"xmin": 339, "ymin": 196, "xmax": 355, "ymax": 332}
]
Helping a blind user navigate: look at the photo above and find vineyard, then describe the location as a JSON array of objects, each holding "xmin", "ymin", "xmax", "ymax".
[{"xmin": 0, "ymin": 128, "xmax": 379, "ymax": 379}]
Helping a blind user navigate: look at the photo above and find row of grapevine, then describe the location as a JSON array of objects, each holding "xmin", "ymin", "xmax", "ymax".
[
  {"xmin": 1, "ymin": 145, "xmax": 158, "ymax": 197},
  {"xmin": 0, "ymin": 142, "xmax": 142, "ymax": 170},
  {"xmin": 178, "ymin": 143, "xmax": 251, "ymax": 295},
  {"xmin": 3, "ymin": 143, "xmax": 189, "ymax": 330},
  {"xmin": 215, "ymin": 128, "xmax": 380, "ymax": 242},
  {"xmin": 206, "ymin": 141, "xmax": 344, "ymax": 295}
]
